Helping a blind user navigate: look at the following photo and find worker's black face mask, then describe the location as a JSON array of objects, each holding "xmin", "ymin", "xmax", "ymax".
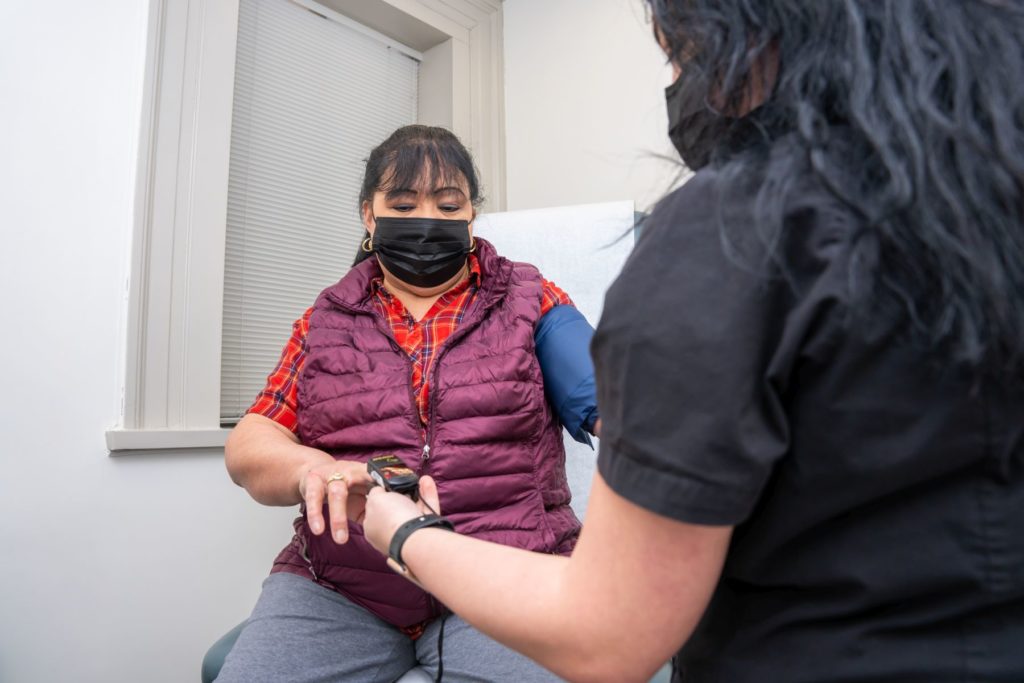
[
  {"xmin": 370, "ymin": 216, "xmax": 472, "ymax": 289},
  {"xmin": 665, "ymin": 66, "xmax": 731, "ymax": 171}
]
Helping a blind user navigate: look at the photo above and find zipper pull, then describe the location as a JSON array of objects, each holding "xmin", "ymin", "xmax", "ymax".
[
  {"xmin": 421, "ymin": 444, "xmax": 431, "ymax": 461},
  {"xmin": 300, "ymin": 541, "xmax": 318, "ymax": 581}
]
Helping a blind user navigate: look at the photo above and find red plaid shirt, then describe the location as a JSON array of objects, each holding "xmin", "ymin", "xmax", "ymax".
[{"xmin": 248, "ymin": 254, "xmax": 574, "ymax": 431}]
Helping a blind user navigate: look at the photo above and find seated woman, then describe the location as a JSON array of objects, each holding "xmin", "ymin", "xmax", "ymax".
[{"xmin": 218, "ymin": 124, "xmax": 598, "ymax": 683}]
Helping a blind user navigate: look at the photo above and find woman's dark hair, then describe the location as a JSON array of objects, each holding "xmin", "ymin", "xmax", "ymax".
[
  {"xmin": 648, "ymin": 0, "xmax": 1024, "ymax": 371},
  {"xmin": 353, "ymin": 125, "xmax": 483, "ymax": 266},
  {"xmin": 358, "ymin": 125, "xmax": 483, "ymax": 209}
]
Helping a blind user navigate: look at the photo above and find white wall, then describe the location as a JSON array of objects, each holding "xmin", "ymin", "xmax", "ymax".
[
  {"xmin": 0, "ymin": 3, "xmax": 296, "ymax": 681},
  {"xmin": 503, "ymin": 0, "xmax": 682, "ymax": 212}
]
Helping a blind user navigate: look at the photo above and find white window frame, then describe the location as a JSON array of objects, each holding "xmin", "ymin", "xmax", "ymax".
[{"xmin": 106, "ymin": 0, "xmax": 506, "ymax": 454}]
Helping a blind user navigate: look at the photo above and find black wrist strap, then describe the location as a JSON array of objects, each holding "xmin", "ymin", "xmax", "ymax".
[{"xmin": 389, "ymin": 514, "xmax": 455, "ymax": 569}]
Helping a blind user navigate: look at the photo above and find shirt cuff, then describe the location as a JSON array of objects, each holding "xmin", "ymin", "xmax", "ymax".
[{"xmin": 596, "ymin": 438, "xmax": 759, "ymax": 526}]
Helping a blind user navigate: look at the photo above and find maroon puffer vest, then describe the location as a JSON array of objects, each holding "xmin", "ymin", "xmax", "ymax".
[{"xmin": 270, "ymin": 238, "xmax": 580, "ymax": 628}]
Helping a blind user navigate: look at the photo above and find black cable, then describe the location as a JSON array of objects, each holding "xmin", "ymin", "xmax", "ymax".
[
  {"xmin": 435, "ymin": 612, "xmax": 450, "ymax": 682},
  {"xmin": 417, "ymin": 492, "xmax": 445, "ymax": 682}
]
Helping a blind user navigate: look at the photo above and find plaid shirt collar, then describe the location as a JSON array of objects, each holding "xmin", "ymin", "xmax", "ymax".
[{"xmin": 369, "ymin": 254, "xmax": 482, "ymax": 313}]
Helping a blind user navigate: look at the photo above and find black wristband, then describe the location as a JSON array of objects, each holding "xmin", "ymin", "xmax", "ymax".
[{"xmin": 388, "ymin": 514, "xmax": 455, "ymax": 570}]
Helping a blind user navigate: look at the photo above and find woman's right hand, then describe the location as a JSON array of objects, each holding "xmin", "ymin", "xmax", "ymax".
[{"xmin": 297, "ymin": 458, "xmax": 376, "ymax": 544}]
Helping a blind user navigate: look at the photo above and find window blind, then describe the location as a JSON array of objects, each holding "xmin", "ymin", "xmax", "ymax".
[{"xmin": 221, "ymin": 0, "xmax": 419, "ymax": 422}]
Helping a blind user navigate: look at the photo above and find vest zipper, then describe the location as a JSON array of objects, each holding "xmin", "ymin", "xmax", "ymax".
[
  {"xmin": 404, "ymin": 355, "xmax": 426, "ymax": 465},
  {"xmin": 418, "ymin": 298, "xmax": 488, "ymax": 474},
  {"xmin": 421, "ymin": 350, "xmax": 443, "ymax": 473},
  {"xmin": 420, "ymin": 408, "xmax": 433, "ymax": 476},
  {"xmin": 297, "ymin": 527, "xmax": 318, "ymax": 581}
]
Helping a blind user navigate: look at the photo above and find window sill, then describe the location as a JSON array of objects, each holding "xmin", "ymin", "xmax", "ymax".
[{"xmin": 105, "ymin": 428, "xmax": 232, "ymax": 455}]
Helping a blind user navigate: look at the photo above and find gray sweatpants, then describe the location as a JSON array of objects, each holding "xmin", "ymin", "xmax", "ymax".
[{"xmin": 216, "ymin": 572, "xmax": 564, "ymax": 683}]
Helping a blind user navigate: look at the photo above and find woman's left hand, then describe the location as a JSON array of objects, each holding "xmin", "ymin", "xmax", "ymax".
[{"xmin": 364, "ymin": 475, "xmax": 441, "ymax": 557}]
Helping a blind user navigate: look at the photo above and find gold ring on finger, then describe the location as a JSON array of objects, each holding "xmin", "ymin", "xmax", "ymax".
[{"xmin": 326, "ymin": 472, "xmax": 347, "ymax": 486}]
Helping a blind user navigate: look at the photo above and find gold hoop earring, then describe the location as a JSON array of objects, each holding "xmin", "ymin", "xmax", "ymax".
[
  {"xmin": 362, "ymin": 237, "xmax": 373, "ymax": 253},
  {"xmin": 468, "ymin": 237, "xmax": 476, "ymax": 253}
]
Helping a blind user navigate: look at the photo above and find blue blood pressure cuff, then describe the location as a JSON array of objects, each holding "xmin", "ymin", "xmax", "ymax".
[{"xmin": 534, "ymin": 305, "xmax": 600, "ymax": 447}]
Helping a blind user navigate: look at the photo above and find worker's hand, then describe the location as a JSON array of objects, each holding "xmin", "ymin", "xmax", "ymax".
[
  {"xmin": 298, "ymin": 459, "xmax": 376, "ymax": 544},
  {"xmin": 364, "ymin": 476, "xmax": 442, "ymax": 557}
]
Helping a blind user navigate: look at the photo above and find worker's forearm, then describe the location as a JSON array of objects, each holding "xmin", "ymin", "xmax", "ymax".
[{"xmin": 224, "ymin": 414, "xmax": 334, "ymax": 506}]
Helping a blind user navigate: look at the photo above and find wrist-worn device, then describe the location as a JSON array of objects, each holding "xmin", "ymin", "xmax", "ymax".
[
  {"xmin": 389, "ymin": 513, "xmax": 455, "ymax": 570},
  {"xmin": 367, "ymin": 454, "xmax": 420, "ymax": 501}
]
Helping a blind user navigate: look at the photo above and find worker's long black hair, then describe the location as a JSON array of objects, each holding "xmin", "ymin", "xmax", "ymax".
[{"xmin": 649, "ymin": 0, "xmax": 1024, "ymax": 372}]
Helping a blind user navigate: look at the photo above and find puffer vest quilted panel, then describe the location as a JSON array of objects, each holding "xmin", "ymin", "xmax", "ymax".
[{"xmin": 271, "ymin": 239, "xmax": 580, "ymax": 627}]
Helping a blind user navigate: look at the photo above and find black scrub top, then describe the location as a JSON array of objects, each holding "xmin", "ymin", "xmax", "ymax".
[{"xmin": 592, "ymin": 165, "xmax": 1024, "ymax": 683}]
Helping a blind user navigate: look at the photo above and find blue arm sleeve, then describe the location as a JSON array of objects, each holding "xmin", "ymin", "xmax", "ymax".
[{"xmin": 534, "ymin": 305, "xmax": 600, "ymax": 447}]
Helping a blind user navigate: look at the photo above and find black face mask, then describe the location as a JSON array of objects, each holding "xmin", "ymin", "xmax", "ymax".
[
  {"xmin": 665, "ymin": 66, "xmax": 733, "ymax": 171},
  {"xmin": 370, "ymin": 216, "xmax": 472, "ymax": 288}
]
